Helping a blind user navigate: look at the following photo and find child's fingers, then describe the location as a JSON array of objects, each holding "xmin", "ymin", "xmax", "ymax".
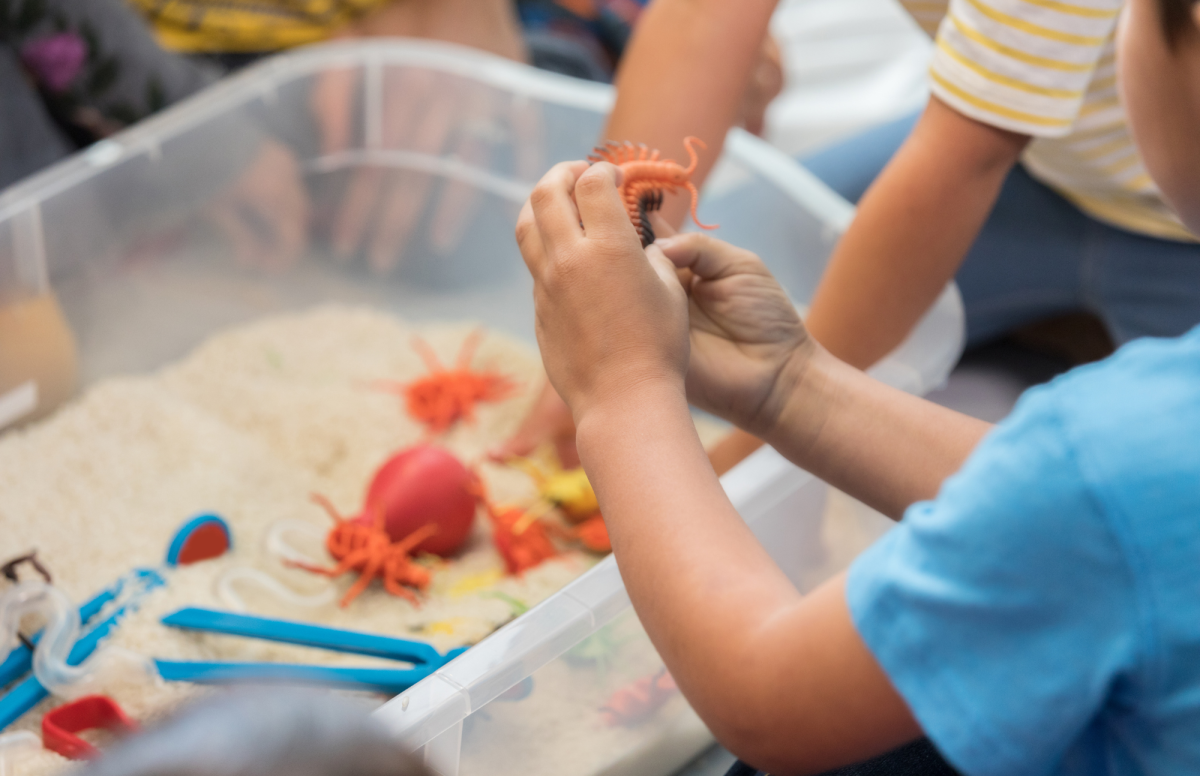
[
  {"xmin": 645, "ymin": 245, "xmax": 689, "ymax": 293},
  {"xmin": 528, "ymin": 161, "xmax": 589, "ymax": 254},
  {"xmin": 647, "ymin": 212, "xmax": 679, "ymax": 241},
  {"xmin": 573, "ymin": 163, "xmax": 637, "ymax": 244},
  {"xmin": 515, "ymin": 200, "xmax": 547, "ymax": 274},
  {"xmin": 655, "ymin": 233, "xmax": 766, "ymax": 281}
]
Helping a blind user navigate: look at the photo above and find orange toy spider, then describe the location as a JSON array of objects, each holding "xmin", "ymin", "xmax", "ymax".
[
  {"xmin": 289, "ymin": 494, "xmax": 438, "ymax": 608},
  {"xmin": 379, "ymin": 329, "xmax": 517, "ymax": 435},
  {"xmin": 483, "ymin": 501, "xmax": 560, "ymax": 575},
  {"xmin": 587, "ymin": 136, "xmax": 718, "ymax": 247}
]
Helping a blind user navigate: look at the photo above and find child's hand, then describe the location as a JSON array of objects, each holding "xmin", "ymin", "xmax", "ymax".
[
  {"xmin": 655, "ymin": 233, "xmax": 814, "ymax": 437},
  {"xmin": 516, "ymin": 162, "xmax": 691, "ymax": 423}
]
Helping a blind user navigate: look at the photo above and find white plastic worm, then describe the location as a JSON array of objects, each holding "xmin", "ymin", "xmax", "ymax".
[{"xmin": 215, "ymin": 567, "xmax": 336, "ymax": 613}]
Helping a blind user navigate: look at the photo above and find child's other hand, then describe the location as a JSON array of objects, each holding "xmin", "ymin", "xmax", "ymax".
[
  {"xmin": 516, "ymin": 162, "xmax": 690, "ymax": 423},
  {"xmin": 655, "ymin": 233, "xmax": 813, "ymax": 436}
]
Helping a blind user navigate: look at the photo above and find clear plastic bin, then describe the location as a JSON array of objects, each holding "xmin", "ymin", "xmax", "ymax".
[{"xmin": 0, "ymin": 40, "xmax": 963, "ymax": 776}]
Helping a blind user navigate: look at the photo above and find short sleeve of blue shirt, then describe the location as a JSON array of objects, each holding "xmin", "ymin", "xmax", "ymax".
[{"xmin": 846, "ymin": 330, "xmax": 1200, "ymax": 776}]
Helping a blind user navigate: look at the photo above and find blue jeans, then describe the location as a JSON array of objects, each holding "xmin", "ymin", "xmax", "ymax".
[{"xmin": 801, "ymin": 112, "xmax": 1200, "ymax": 348}]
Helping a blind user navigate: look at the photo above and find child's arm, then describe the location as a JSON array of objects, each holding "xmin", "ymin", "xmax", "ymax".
[
  {"xmin": 494, "ymin": 0, "xmax": 778, "ymax": 463},
  {"xmin": 519, "ymin": 161, "xmax": 919, "ymax": 772},
  {"xmin": 805, "ymin": 97, "xmax": 1030, "ymax": 369},
  {"xmin": 655, "ymin": 232, "xmax": 993, "ymax": 518},
  {"xmin": 603, "ymin": 0, "xmax": 779, "ymax": 226},
  {"xmin": 517, "ymin": 162, "xmax": 987, "ymax": 771}
]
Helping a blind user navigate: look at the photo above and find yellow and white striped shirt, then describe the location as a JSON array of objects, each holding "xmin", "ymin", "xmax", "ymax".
[
  {"xmin": 899, "ymin": 0, "xmax": 1196, "ymax": 242},
  {"xmin": 129, "ymin": 0, "xmax": 390, "ymax": 53}
]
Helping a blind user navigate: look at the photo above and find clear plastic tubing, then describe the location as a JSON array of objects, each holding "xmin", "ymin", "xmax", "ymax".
[
  {"xmin": 0, "ymin": 581, "xmax": 88, "ymax": 695},
  {"xmin": 264, "ymin": 518, "xmax": 328, "ymax": 565},
  {"xmin": 216, "ymin": 567, "xmax": 336, "ymax": 612}
]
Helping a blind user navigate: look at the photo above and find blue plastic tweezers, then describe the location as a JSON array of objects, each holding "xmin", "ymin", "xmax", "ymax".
[
  {"xmin": 0, "ymin": 569, "xmax": 166, "ymax": 729},
  {"xmin": 0, "ymin": 516, "xmax": 226, "ymax": 730},
  {"xmin": 155, "ymin": 608, "xmax": 466, "ymax": 694}
]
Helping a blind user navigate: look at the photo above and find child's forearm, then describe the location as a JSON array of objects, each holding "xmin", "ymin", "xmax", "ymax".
[
  {"xmin": 805, "ymin": 97, "xmax": 1030, "ymax": 370},
  {"xmin": 575, "ymin": 382, "xmax": 797, "ymax": 677},
  {"xmin": 766, "ymin": 346, "xmax": 993, "ymax": 519},
  {"xmin": 573, "ymin": 382, "xmax": 808, "ymax": 752},
  {"xmin": 605, "ymin": 0, "xmax": 777, "ymax": 226},
  {"xmin": 520, "ymin": 162, "xmax": 924, "ymax": 772},
  {"xmin": 575, "ymin": 381, "xmax": 922, "ymax": 771}
]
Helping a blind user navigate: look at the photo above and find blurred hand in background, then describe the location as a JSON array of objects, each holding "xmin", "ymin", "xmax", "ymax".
[
  {"xmin": 311, "ymin": 0, "xmax": 529, "ymax": 274},
  {"xmin": 208, "ymin": 138, "xmax": 311, "ymax": 270},
  {"xmin": 741, "ymin": 34, "xmax": 784, "ymax": 138}
]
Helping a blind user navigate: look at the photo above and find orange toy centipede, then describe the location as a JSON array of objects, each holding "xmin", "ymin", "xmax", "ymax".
[{"xmin": 587, "ymin": 136, "xmax": 718, "ymax": 247}]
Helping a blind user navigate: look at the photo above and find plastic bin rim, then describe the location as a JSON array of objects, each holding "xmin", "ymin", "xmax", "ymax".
[
  {"xmin": 0, "ymin": 39, "xmax": 851, "ymax": 233},
  {"xmin": 0, "ymin": 39, "xmax": 610, "ymax": 221}
]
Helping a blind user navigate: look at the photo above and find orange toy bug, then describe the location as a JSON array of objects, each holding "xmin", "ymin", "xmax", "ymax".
[
  {"xmin": 379, "ymin": 329, "xmax": 517, "ymax": 435},
  {"xmin": 288, "ymin": 494, "xmax": 437, "ymax": 608},
  {"xmin": 483, "ymin": 502, "xmax": 560, "ymax": 575},
  {"xmin": 541, "ymin": 512, "xmax": 611, "ymax": 554},
  {"xmin": 600, "ymin": 667, "xmax": 678, "ymax": 727},
  {"xmin": 508, "ymin": 453, "xmax": 611, "ymax": 554},
  {"xmin": 565, "ymin": 515, "xmax": 610, "ymax": 554},
  {"xmin": 587, "ymin": 136, "xmax": 718, "ymax": 247}
]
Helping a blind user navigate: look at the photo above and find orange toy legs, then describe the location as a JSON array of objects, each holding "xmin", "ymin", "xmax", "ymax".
[
  {"xmin": 378, "ymin": 329, "xmax": 517, "ymax": 436},
  {"xmin": 588, "ymin": 136, "xmax": 718, "ymax": 247},
  {"xmin": 485, "ymin": 503, "xmax": 559, "ymax": 575},
  {"xmin": 600, "ymin": 668, "xmax": 678, "ymax": 727},
  {"xmin": 289, "ymin": 495, "xmax": 437, "ymax": 607}
]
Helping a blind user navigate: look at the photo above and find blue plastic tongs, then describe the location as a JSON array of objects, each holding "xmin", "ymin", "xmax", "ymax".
[
  {"xmin": 0, "ymin": 569, "xmax": 166, "ymax": 729},
  {"xmin": 155, "ymin": 608, "xmax": 466, "ymax": 694},
  {"xmin": 0, "ymin": 515, "xmax": 231, "ymax": 730}
]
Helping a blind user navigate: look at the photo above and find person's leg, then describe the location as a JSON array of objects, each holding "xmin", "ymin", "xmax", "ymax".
[
  {"xmin": 0, "ymin": 46, "xmax": 75, "ymax": 191},
  {"xmin": 10, "ymin": 0, "xmax": 216, "ymax": 142},
  {"xmin": 1088, "ymin": 226, "xmax": 1200, "ymax": 345},
  {"xmin": 805, "ymin": 118, "xmax": 1093, "ymax": 350},
  {"xmin": 799, "ymin": 111, "xmax": 920, "ymax": 204},
  {"xmin": 953, "ymin": 165, "xmax": 1092, "ymax": 348}
]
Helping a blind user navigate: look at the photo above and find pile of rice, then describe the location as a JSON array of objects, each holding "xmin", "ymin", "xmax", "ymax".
[{"xmin": 0, "ymin": 306, "xmax": 606, "ymax": 774}]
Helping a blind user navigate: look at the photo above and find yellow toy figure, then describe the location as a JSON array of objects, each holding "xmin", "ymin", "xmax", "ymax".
[{"xmin": 508, "ymin": 450, "xmax": 609, "ymax": 553}]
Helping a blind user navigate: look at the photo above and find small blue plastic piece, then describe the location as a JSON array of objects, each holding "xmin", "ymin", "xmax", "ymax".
[
  {"xmin": 161, "ymin": 608, "xmax": 443, "ymax": 665},
  {"xmin": 153, "ymin": 661, "xmax": 436, "ymax": 694},
  {"xmin": 157, "ymin": 608, "xmax": 467, "ymax": 695},
  {"xmin": 165, "ymin": 514, "xmax": 232, "ymax": 566}
]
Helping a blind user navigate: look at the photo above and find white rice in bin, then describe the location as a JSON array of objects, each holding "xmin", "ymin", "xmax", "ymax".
[
  {"xmin": 0, "ymin": 307, "xmax": 567, "ymax": 770},
  {"xmin": 0, "ymin": 306, "xmax": 729, "ymax": 776}
]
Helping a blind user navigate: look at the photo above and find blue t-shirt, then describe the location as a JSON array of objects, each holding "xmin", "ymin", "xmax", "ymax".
[{"xmin": 847, "ymin": 327, "xmax": 1200, "ymax": 776}]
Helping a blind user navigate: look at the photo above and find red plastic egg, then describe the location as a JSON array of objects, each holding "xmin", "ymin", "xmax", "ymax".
[{"xmin": 354, "ymin": 445, "xmax": 477, "ymax": 556}]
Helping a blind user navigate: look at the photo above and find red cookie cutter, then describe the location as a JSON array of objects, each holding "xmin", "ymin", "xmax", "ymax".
[{"xmin": 41, "ymin": 695, "xmax": 139, "ymax": 760}]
